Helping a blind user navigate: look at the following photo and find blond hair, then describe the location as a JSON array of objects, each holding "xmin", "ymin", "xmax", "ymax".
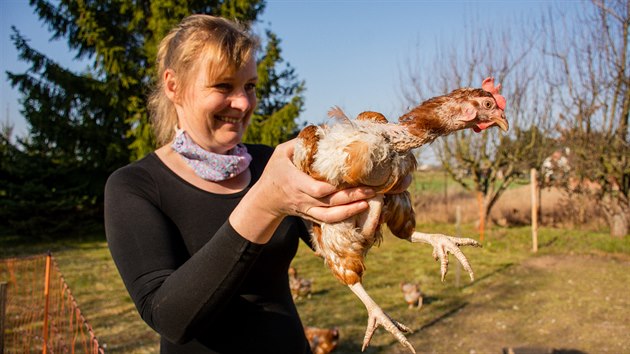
[{"xmin": 148, "ymin": 15, "xmax": 259, "ymax": 146}]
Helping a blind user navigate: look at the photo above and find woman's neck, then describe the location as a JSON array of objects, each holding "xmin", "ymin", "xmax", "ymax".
[{"xmin": 155, "ymin": 145, "xmax": 251, "ymax": 194}]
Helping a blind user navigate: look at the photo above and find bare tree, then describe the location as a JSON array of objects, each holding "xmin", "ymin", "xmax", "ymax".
[
  {"xmin": 543, "ymin": 0, "xmax": 629, "ymax": 237},
  {"xmin": 400, "ymin": 15, "xmax": 554, "ymax": 236}
]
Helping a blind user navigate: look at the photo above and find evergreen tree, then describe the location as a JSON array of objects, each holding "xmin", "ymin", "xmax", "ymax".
[
  {"xmin": 244, "ymin": 30, "xmax": 305, "ymax": 145},
  {"xmin": 3, "ymin": 0, "xmax": 304, "ymax": 238}
]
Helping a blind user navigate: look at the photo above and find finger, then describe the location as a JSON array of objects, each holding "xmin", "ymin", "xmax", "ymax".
[
  {"xmin": 325, "ymin": 187, "xmax": 375, "ymax": 206},
  {"xmin": 307, "ymin": 200, "xmax": 370, "ymax": 224},
  {"xmin": 298, "ymin": 178, "xmax": 339, "ymax": 199},
  {"xmin": 276, "ymin": 138, "xmax": 296, "ymax": 156}
]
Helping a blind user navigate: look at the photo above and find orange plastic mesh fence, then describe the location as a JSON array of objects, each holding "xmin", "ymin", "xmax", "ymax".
[{"xmin": 0, "ymin": 253, "xmax": 105, "ymax": 353}]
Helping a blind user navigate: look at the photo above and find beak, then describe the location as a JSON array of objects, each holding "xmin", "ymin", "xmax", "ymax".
[{"xmin": 493, "ymin": 115, "xmax": 509, "ymax": 132}]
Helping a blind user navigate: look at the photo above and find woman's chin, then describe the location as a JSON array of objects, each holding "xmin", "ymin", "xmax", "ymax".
[{"xmin": 214, "ymin": 134, "xmax": 244, "ymax": 151}]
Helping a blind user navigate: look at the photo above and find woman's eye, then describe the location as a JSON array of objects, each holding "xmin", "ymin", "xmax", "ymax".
[{"xmin": 213, "ymin": 83, "xmax": 232, "ymax": 92}]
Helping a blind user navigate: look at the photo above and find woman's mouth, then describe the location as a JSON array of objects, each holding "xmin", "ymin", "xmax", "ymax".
[{"xmin": 216, "ymin": 116, "xmax": 241, "ymax": 124}]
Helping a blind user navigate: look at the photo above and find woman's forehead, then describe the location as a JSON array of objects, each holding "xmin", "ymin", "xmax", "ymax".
[{"xmin": 208, "ymin": 57, "xmax": 256, "ymax": 81}]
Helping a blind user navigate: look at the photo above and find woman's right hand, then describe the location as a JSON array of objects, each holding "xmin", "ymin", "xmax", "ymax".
[{"xmin": 230, "ymin": 139, "xmax": 375, "ymax": 243}]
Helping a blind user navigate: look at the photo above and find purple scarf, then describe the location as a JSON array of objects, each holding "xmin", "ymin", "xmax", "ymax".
[{"xmin": 171, "ymin": 129, "xmax": 252, "ymax": 181}]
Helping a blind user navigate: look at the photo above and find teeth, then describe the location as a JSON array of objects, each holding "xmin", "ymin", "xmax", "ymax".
[{"xmin": 216, "ymin": 116, "xmax": 241, "ymax": 124}]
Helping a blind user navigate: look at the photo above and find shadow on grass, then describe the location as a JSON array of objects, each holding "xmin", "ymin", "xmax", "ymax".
[
  {"xmin": 461, "ymin": 262, "xmax": 514, "ymax": 289},
  {"xmin": 419, "ymin": 301, "xmax": 468, "ymax": 331}
]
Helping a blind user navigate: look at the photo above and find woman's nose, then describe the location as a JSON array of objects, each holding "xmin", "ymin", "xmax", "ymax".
[{"xmin": 230, "ymin": 90, "xmax": 254, "ymax": 112}]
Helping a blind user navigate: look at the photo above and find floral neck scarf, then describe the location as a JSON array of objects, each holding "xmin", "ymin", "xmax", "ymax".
[{"xmin": 171, "ymin": 129, "xmax": 252, "ymax": 181}]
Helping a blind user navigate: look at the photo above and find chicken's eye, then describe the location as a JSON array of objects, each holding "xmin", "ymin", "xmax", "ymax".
[{"xmin": 483, "ymin": 100, "xmax": 494, "ymax": 109}]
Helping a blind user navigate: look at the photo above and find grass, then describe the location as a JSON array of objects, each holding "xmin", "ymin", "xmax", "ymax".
[
  {"xmin": 292, "ymin": 224, "xmax": 629, "ymax": 353},
  {"xmin": 410, "ymin": 170, "xmax": 529, "ymax": 195},
  {"xmin": 2, "ymin": 222, "xmax": 628, "ymax": 353},
  {"xmin": 1, "ymin": 168, "xmax": 628, "ymax": 353}
]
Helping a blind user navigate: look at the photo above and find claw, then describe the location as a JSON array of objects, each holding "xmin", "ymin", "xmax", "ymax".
[
  {"xmin": 350, "ymin": 283, "xmax": 417, "ymax": 353},
  {"xmin": 361, "ymin": 309, "xmax": 415, "ymax": 353},
  {"xmin": 409, "ymin": 232, "xmax": 482, "ymax": 282}
]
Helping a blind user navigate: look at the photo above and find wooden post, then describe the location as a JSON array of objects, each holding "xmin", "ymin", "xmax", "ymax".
[
  {"xmin": 455, "ymin": 206, "xmax": 462, "ymax": 288},
  {"xmin": 42, "ymin": 253, "xmax": 52, "ymax": 354},
  {"xmin": 0, "ymin": 281, "xmax": 7, "ymax": 354},
  {"xmin": 531, "ymin": 169, "xmax": 539, "ymax": 252}
]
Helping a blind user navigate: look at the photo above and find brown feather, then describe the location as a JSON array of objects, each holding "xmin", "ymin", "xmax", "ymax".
[
  {"xmin": 383, "ymin": 192, "xmax": 416, "ymax": 239},
  {"xmin": 356, "ymin": 111, "xmax": 388, "ymax": 123},
  {"xmin": 296, "ymin": 125, "xmax": 321, "ymax": 177},
  {"xmin": 327, "ymin": 106, "xmax": 350, "ymax": 122}
]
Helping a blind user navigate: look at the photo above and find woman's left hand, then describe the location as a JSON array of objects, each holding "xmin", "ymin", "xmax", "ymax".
[{"xmin": 230, "ymin": 139, "xmax": 375, "ymax": 243}]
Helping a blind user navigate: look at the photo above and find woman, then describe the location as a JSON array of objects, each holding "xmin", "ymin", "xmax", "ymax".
[{"xmin": 104, "ymin": 14, "xmax": 376, "ymax": 353}]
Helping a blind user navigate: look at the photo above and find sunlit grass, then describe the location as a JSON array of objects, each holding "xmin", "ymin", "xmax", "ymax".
[{"xmin": 1, "ymin": 222, "xmax": 628, "ymax": 352}]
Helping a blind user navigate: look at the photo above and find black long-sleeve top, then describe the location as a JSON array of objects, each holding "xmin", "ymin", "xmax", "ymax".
[{"xmin": 104, "ymin": 144, "xmax": 313, "ymax": 353}]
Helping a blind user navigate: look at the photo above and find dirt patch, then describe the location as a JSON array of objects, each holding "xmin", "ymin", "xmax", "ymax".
[{"xmin": 382, "ymin": 253, "xmax": 630, "ymax": 354}]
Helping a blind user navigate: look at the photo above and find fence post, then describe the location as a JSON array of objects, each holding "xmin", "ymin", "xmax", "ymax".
[
  {"xmin": 1, "ymin": 281, "xmax": 7, "ymax": 354},
  {"xmin": 455, "ymin": 206, "xmax": 462, "ymax": 288},
  {"xmin": 531, "ymin": 169, "xmax": 539, "ymax": 252},
  {"xmin": 42, "ymin": 253, "xmax": 52, "ymax": 354}
]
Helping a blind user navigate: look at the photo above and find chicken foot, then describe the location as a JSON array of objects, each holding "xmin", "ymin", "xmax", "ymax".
[
  {"xmin": 348, "ymin": 282, "xmax": 416, "ymax": 353},
  {"xmin": 408, "ymin": 232, "xmax": 481, "ymax": 282}
]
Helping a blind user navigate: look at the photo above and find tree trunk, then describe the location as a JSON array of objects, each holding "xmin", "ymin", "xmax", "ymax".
[
  {"xmin": 610, "ymin": 211, "xmax": 628, "ymax": 238},
  {"xmin": 603, "ymin": 195, "xmax": 629, "ymax": 238}
]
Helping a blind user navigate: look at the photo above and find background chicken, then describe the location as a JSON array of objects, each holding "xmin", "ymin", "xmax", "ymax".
[
  {"xmin": 304, "ymin": 326, "xmax": 340, "ymax": 354},
  {"xmin": 400, "ymin": 281, "xmax": 423, "ymax": 309},
  {"xmin": 293, "ymin": 77, "xmax": 508, "ymax": 353},
  {"xmin": 288, "ymin": 266, "xmax": 313, "ymax": 300}
]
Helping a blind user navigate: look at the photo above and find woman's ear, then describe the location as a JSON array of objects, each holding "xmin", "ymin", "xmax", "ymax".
[{"xmin": 164, "ymin": 69, "xmax": 178, "ymax": 102}]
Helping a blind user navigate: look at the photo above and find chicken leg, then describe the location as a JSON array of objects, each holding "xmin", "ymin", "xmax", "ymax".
[
  {"xmin": 384, "ymin": 191, "xmax": 482, "ymax": 282},
  {"xmin": 349, "ymin": 282, "xmax": 416, "ymax": 353}
]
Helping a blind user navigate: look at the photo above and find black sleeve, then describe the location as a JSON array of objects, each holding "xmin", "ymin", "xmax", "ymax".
[
  {"xmin": 298, "ymin": 219, "xmax": 316, "ymax": 251},
  {"xmin": 104, "ymin": 165, "xmax": 264, "ymax": 344}
]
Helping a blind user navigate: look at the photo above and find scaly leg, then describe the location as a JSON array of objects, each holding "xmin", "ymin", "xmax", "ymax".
[
  {"xmin": 348, "ymin": 282, "xmax": 416, "ymax": 353},
  {"xmin": 355, "ymin": 195, "xmax": 383, "ymax": 237},
  {"xmin": 409, "ymin": 232, "xmax": 482, "ymax": 282}
]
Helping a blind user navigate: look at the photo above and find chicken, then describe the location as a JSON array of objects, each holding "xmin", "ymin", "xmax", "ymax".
[
  {"xmin": 400, "ymin": 282, "xmax": 423, "ymax": 309},
  {"xmin": 288, "ymin": 266, "xmax": 313, "ymax": 300},
  {"xmin": 293, "ymin": 77, "xmax": 508, "ymax": 353},
  {"xmin": 304, "ymin": 326, "xmax": 340, "ymax": 354}
]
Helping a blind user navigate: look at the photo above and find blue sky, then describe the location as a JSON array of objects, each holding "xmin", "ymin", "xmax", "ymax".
[{"xmin": 1, "ymin": 1, "xmax": 569, "ymax": 143}]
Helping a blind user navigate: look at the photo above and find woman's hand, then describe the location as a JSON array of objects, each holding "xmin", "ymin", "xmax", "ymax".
[
  {"xmin": 230, "ymin": 139, "xmax": 375, "ymax": 243},
  {"xmin": 266, "ymin": 139, "xmax": 376, "ymax": 222}
]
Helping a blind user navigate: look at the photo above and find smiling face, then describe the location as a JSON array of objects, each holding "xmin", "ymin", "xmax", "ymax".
[{"xmin": 170, "ymin": 56, "xmax": 258, "ymax": 154}]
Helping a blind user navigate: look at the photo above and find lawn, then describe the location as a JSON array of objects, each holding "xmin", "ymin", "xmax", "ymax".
[{"xmin": 1, "ymin": 223, "xmax": 628, "ymax": 353}]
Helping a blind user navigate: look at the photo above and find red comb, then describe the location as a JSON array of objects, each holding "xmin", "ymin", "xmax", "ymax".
[{"xmin": 482, "ymin": 77, "xmax": 506, "ymax": 110}]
